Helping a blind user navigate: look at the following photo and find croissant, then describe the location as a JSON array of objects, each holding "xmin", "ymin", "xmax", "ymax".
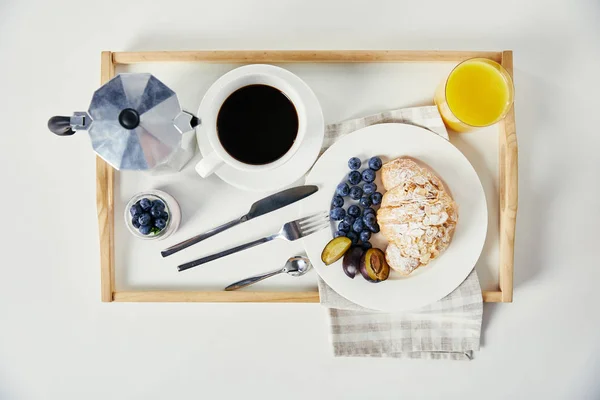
[{"xmin": 377, "ymin": 157, "xmax": 458, "ymax": 275}]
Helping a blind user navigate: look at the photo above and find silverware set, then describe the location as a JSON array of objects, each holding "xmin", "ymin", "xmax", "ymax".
[
  {"xmin": 161, "ymin": 185, "xmax": 318, "ymax": 257},
  {"xmin": 161, "ymin": 185, "xmax": 327, "ymax": 284}
]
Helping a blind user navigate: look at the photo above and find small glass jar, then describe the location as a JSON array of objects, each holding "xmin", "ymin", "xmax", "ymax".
[{"xmin": 124, "ymin": 190, "xmax": 181, "ymax": 240}]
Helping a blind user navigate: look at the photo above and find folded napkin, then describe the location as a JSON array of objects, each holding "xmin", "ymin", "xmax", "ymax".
[{"xmin": 318, "ymin": 106, "xmax": 483, "ymax": 360}]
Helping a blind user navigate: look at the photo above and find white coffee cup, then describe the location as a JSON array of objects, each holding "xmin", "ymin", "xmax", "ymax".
[{"xmin": 195, "ymin": 65, "xmax": 307, "ymax": 177}]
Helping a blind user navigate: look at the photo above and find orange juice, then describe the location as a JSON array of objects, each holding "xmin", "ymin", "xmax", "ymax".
[{"xmin": 435, "ymin": 58, "xmax": 514, "ymax": 132}]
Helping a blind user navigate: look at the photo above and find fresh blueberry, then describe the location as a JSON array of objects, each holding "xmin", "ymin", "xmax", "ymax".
[
  {"xmin": 368, "ymin": 156, "xmax": 383, "ymax": 171},
  {"xmin": 346, "ymin": 231, "xmax": 358, "ymax": 245},
  {"xmin": 130, "ymin": 204, "xmax": 142, "ymax": 218},
  {"xmin": 343, "ymin": 214, "xmax": 356, "ymax": 226},
  {"xmin": 154, "ymin": 218, "xmax": 167, "ymax": 230},
  {"xmin": 152, "ymin": 200, "xmax": 165, "ymax": 211},
  {"xmin": 332, "ymin": 195, "xmax": 344, "ymax": 208},
  {"xmin": 139, "ymin": 198, "xmax": 152, "ymax": 211},
  {"xmin": 352, "ymin": 218, "xmax": 366, "ymax": 233},
  {"xmin": 348, "ymin": 170, "xmax": 362, "ymax": 185},
  {"xmin": 348, "ymin": 157, "xmax": 361, "ymax": 170},
  {"xmin": 160, "ymin": 211, "xmax": 169, "ymax": 220},
  {"xmin": 330, "ymin": 207, "xmax": 346, "ymax": 221},
  {"xmin": 334, "ymin": 230, "xmax": 346, "ymax": 238},
  {"xmin": 359, "ymin": 195, "xmax": 372, "ymax": 208},
  {"xmin": 362, "ymin": 168, "xmax": 376, "ymax": 183},
  {"xmin": 369, "ymin": 222, "xmax": 380, "ymax": 233},
  {"xmin": 138, "ymin": 213, "xmax": 152, "ymax": 226},
  {"xmin": 338, "ymin": 221, "xmax": 350, "ymax": 233},
  {"xmin": 363, "ymin": 213, "xmax": 377, "ymax": 226},
  {"xmin": 360, "ymin": 230, "xmax": 371, "ymax": 242},
  {"xmin": 363, "ymin": 182, "xmax": 377, "ymax": 194},
  {"xmin": 139, "ymin": 225, "xmax": 152, "ymax": 235},
  {"xmin": 361, "ymin": 241, "xmax": 372, "ymax": 250},
  {"xmin": 371, "ymin": 192, "xmax": 383, "ymax": 205},
  {"xmin": 131, "ymin": 217, "xmax": 140, "ymax": 229},
  {"xmin": 363, "ymin": 207, "xmax": 376, "ymax": 216},
  {"xmin": 347, "ymin": 205, "xmax": 361, "ymax": 217},
  {"xmin": 150, "ymin": 207, "xmax": 163, "ymax": 218},
  {"xmin": 336, "ymin": 183, "xmax": 350, "ymax": 197},
  {"xmin": 349, "ymin": 186, "xmax": 363, "ymax": 200}
]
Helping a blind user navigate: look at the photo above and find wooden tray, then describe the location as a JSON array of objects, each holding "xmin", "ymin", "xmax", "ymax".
[{"xmin": 97, "ymin": 50, "xmax": 517, "ymax": 303}]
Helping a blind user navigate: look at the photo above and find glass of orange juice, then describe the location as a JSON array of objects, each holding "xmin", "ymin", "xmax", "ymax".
[{"xmin": 434, "ymin": 58, "xmax": 514, "ymax": 132}]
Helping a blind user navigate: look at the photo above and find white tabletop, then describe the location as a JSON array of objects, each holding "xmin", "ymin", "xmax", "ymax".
[{"xmin": 1, "ymin": 0, "xmax": 599, "ymax": 398}]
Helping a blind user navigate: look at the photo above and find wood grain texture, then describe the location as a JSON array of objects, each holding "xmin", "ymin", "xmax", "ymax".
[
  {"xmin": 112, "ymin": 50, "xmax": 503, "ymax": 64},
  {"xmin": 482, "ymin": 290, "xmax": 503, "ymax": 303},
  {"xmin": 113, "ymin": 290, "xmax": 502, "ymax": 303},
  {"xmin": 113, "ymin": 291, "xmax": 320, "ymax": 303},
  {"xmin": 98, "ymin": 51, "xmax": 116, "ymax": 302},
  {"xmin": 499, "ymin": 50, "xmax": 517, "ymax": 302}
]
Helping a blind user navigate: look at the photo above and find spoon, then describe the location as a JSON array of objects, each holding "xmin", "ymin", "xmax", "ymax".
[{"xmin": 224, "ymin": 256, "xmax": 312, "ymax": 291}]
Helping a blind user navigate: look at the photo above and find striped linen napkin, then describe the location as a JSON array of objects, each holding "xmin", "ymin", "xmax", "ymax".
[{"xmin": 318, "ymin": 106, "xmax": 483, "ymax": 360}]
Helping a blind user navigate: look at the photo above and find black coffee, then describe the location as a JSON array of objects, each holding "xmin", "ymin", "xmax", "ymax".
[{"xmin": 217, "ymin": 84, "xmax": 299, "ymax": 165}]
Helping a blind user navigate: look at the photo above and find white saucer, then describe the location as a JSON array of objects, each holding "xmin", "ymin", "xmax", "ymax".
[{"xmin": 197, "ymin": 66, "xmax": 324, "ymax": 192}]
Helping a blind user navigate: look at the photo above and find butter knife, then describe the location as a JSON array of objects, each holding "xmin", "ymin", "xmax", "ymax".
[{"xmin": 161, "ymin": 185, "xmax": 318, "ymax": 257}]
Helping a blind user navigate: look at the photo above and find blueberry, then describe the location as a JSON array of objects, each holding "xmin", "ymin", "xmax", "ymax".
[
  {"xmin": 332, "ymin": 195, "xmax": 344, "ymax": 208},
  {"xmin": 150, "ymin": 207, "xmax": 163, "ymax": 218},
  {"xmin": 346, "ymin": 231, "xmax": 358, "ymax": 245},
  {"xmin": 139, "ymin": 225, "xmax": 152, "ymax": 235},
  {"xmin": 369, "ymin": 222, "xmax": 380, "ymax": 233},
  {"xmin": 139, "ymin": 198, "xmax": 152, "ymax": 211},
  {"xmin": 363, "ymin": 213, "xmax": 377, "ymax": 226},
  {"xmin": 352, "ymin": 218, "xmax": 366, "ymax": 233},
  {"xmin": 154, "ymin": 218, "xmax": 167, "ymax": 230},
  {"xmin": 363, "ymin": 207, "xmax": 376, "ymax": 216},
  {"xmin": 338, "ymin": 221, "xmax": 350, "ymax": 233},
  {"xmin": 359, "ymin": 195, "xmax": 372, "ymax": 208},
  {"xmin": 330, "ymin": 207, "xmax": 346, "ymax": 221},
  {"xmin": 343, "ymin": 215, "xmax": 356, "ymax": 226},
  {"xmin": 336, "ymin": 183, "xmax": 350, "ymax": 197},
  {"xmin": 363, "ymin": 182, "xmax": 377, "ymax": 195},
  {"xmin": 348, "ymin": 170, "xmax": 361, "ymax": 185},
  {"xmin": 160, "ymin": 211, "xmax": 169, "ymax": 220},
  {"xmin": 368, "ymin": 156, "xmax": 383, "ymax": 171},
  {"xmin": 152, "ymin": 200, "xmax": 165, "ymax": 211},
  {"xmin": 334, "ymin": 230, "xmax": 346, "ymax": 238},
  {"xmin": 362, "ymin": 168, "xmax": 376, "ymax": 183},
  {"xmin": 360, "ymin": 230, "xmax": 371, "ymax": 242},
  {"xmin": 138, "ymin": 213, "xmax": 152, "ymax": 226},
  {"xmin": 347, "ymin": 205, "xmax": 361, "ymax": 217},
  {"xmin": 130, "ymin": 204, "xmax": 142, "ymax": 218},
  {"xmin": 131, "ymin": 217, "xmax": 140, "ymax": 229},
  {"xmin": 348, "ymin": 157, "xmax": 361, "ymax": 170},
  {"xmin": 371, "ymin": 192, "xmax": 383, "ymax": 205},
  {"xmin": 361, "ymin": 241, "xmax": 372, "ymax": 250},
  {"xmin": 349, "ymin": 186, "xmax": 363, "ymax": 200}
]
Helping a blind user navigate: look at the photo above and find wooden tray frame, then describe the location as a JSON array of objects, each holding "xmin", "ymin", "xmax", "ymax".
[{"xmin": 97, "ymin": 50, "xmax": 517, "ymax": 303}]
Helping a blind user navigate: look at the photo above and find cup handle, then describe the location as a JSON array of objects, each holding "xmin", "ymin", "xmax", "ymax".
[{"xmin": 195, "ymin": 152, "xmax": 224, "ymax": 177}]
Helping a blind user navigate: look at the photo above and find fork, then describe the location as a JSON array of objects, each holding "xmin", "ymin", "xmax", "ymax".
[{"xmin": 177, "ymin": 211, "xmax": 329, "ymax": 272}]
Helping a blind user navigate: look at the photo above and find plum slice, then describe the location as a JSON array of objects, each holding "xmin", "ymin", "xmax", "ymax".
[
  {"xmin": 359, "ymin": 248, "xmax": 390, "ymax": 283},
  {"xmin": 342, "ymin": 246, "xmax": 364, "ymax": 279},
  {"xmin": 321, "ymin": 237, "xmax": 352, "ymax": 265}
]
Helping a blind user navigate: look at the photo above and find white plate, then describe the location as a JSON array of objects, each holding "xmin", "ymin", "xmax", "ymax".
[
  {"xmin": 301, "ymin": 123, "xmax": 487, "ymax": 312},
  {"xmin": 196, "ymin": 65, "xmax": 324, "ymax": 192}
]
